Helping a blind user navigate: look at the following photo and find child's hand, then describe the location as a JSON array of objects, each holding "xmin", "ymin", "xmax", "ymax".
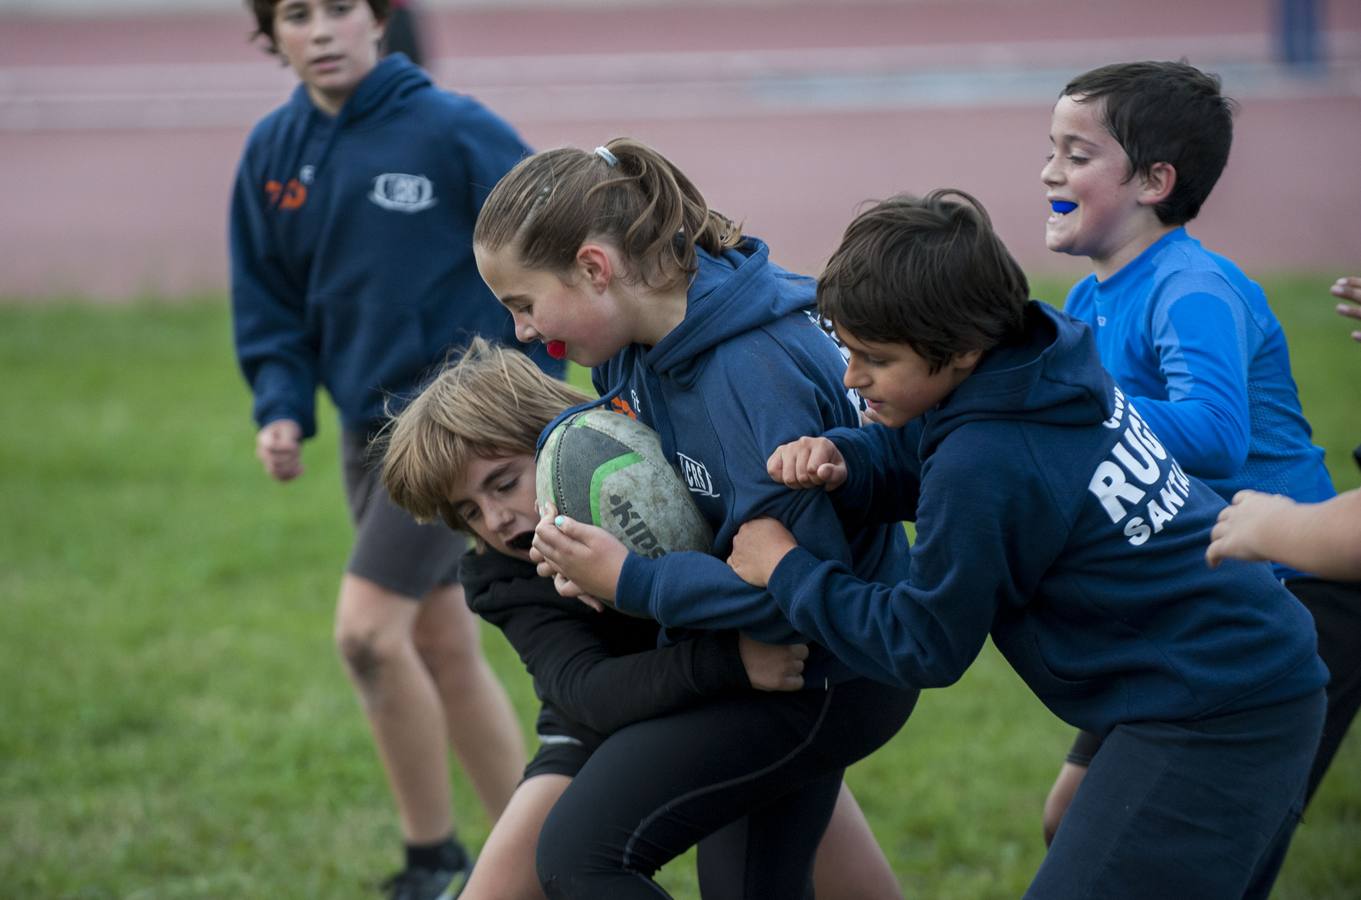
[
  {"xmin": 532, "ymin": 504, "xmax": 627, "ymax": 604},
  {"xmin": 737, "ymin": 634, "xmax": 807, "ymax": 691},
  {"xmin": 766, "ymin": 437, "xmax": 847, "ymax": 490},
  {"xmin": 1332, "ymin": 276, "xmax": 1361, "ymax": 342},
  {"xmin": 1205, "ymin": 490, "xmax": 1296, "ymax": 568},
  {"xmin": 550, "ymin": 572, "xmax": 606, "ymax": 613},
  {"xmin": 256, "ymin": 418, "xmax": 304, "ymax": 481},
  {"xmin": 727, "ymin": 517, "xmax": 798, "ymax": 588}
]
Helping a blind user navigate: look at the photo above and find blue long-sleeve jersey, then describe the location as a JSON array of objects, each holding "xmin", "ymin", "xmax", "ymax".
[
  {"xmin": 765, "ymin": 302, "xmax": 1325, "ymax": 735},
  {"xmin": 230, "ymin": 55, "xmax": 560, "ymax": 438},
  {"xmin": 601, "ymin": 239, "xmax": 911, "ymax": 684},
  {"xmin": 1063, "ymin": 231, "xmax": 1333, "ymax": 572}
]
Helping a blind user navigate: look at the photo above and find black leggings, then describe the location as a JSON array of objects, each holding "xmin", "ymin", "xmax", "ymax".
[{"xmin": 535, "ymin": 677, "xmax": 918, "ymax": 899}]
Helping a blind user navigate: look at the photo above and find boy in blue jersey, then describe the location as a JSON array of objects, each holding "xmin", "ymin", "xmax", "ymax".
[
  {"xmin": 726, "ymin": 189, "xmax": 1329, "ymax": 899},
  {"xmin": 1038, "ymin": 61, "xmax": 1361, "ymax": 869},
  {"xmin": 231, "ymin": 2, "xmax": 560, "ymax": 897}
]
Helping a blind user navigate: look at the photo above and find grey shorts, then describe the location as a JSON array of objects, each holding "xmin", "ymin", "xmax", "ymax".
[{"xmin": 340, "ymin": 428, "xmax": 466, "ymax": 600}]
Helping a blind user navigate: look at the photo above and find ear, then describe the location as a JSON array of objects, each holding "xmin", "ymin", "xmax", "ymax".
[
  {"xmin": 575, "ymin": 243, "xmax": 615, "ymax": 293},
  {"xmin": 952, "ymin": 348, "xmax": 984, "ymax": 372},
  {"xmin": 1138, "ymin": 162, "xmax": 1176, "ymax": 208}
]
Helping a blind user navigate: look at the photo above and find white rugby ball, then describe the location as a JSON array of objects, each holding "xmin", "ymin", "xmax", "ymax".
[{"xmin": 536, "ymin": 408, "xmax": 714, "ymax": 558}]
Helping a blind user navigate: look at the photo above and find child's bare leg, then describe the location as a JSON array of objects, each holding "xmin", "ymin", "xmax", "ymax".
[
  {"xmin": 813, "ymin": 781, "xmax": 903, "ymax": 900},
  {"xmin": 1042, "ymin": 762, "xmax": 1089, "ymax": 847},
  {"xmin": 463, "ymin": 774, "xmax": 571, "ymax": 900},
  {"xmin": 336, "ymin": 574, "xmax": 459, "ymax": 843},
  {"xmin": 414, "ymin": 582, "xmax": 526, "ymax": 821}
]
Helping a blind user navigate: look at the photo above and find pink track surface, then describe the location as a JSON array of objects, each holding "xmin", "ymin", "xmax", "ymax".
[{"xmin": 2, "ymin": 0, "xmax": 1359, "ymax": 300}]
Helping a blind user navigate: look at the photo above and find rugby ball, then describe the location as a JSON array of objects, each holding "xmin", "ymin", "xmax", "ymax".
[{"xmin": 536, "ymin": 409, "xmax": 714, "ymax": 559}]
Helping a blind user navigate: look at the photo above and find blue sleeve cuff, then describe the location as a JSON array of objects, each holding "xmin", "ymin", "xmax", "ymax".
[
  {"xmin": 615, "ymin": 552, "xmax": 657, "ymax": 619},
  {"xmin": 766, "ymin": 545, "xmax": 824, "ymax": 617}
]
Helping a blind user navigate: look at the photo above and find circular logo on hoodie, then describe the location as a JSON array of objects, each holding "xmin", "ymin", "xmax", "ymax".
[{"xmin": 369, "ymin": 173, "xmax": 437, "ymax": 213}]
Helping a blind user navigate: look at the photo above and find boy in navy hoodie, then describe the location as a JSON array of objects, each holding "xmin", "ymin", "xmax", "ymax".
[
  {"xmin": 230, "ymin": 2, "xmax": 559, "ymax": 896},
  {"xmin": 726, "ymin": 189, "xmax": 1328, "ymax": 899},
  {"xmin": 1038, "ymin": 61, "xmax": 1361, "ymax": 876}
]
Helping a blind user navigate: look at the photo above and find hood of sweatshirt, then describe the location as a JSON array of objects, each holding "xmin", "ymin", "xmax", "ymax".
[
  {"xmin": 920, "ymin": 301, "xmax": 1115, "ymax": 458},
  {"xmin": 644, "ymin": 238, "xmax": 817, "ymax": 385}
]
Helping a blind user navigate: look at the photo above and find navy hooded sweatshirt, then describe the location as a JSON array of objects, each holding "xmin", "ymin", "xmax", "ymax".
[
  {"xmin": 764, "ymin": 302, "xmax": 1325, "ymax": 735},
  {"xmin": 230, "ymin": 55, "xmax": 559, "ymax": 438},
  {"xmin": 601, "ymin": 238, "xmax": 911, "ymax": 684}
]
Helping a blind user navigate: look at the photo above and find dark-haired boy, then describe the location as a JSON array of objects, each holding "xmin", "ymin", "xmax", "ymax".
[
  {"xmin": 1039, "ymin": 60, "xmax": 1361, "ymax": 878},
  {"xmin": 726, "ymin": 189, "xmax": 1328, "ymax": 898},
  {"xmin": 231, "ymin": 2, "xmax": 558, "ymax": 897}
]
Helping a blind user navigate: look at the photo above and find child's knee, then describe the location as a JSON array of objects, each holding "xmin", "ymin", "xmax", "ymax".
[
  {"xmin": 334, "ymin": 621, "xmax": 406, "ymax": 685},
  {"xmin": 336, "ymin": 628, "xmax": 381, "ymax": 682}
]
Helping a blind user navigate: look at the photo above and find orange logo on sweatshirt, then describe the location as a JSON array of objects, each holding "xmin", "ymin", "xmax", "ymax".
[
  {"xmin": 610, "ymin": 396, "xmax": 638, "ymax": 420},
  {"xmin": 265, "ymin": 178, "xmax": 308, "ymax": 210}
]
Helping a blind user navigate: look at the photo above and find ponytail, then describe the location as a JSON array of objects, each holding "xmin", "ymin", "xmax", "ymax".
[{"xmin": 474, "ymin": 137, "xmax": 742, "ymax": 291}]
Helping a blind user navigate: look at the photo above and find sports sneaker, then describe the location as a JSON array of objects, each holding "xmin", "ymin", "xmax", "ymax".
[{"xmin": 379, "ymin": 864, "xmax": 470, "ymax": 900}]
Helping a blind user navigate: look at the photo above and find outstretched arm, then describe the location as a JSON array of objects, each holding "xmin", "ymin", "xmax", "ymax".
[
  {"xmin": 738, "ymin": 435, "xmax": 1063, "ymax": 688},
  {"xmin": 1121, "ymin": 280, "xmax": 1254, "ymax": 479},
  {"xmin": 766, "ymin": 423, "xmax": 925, "ymax": 528},
  {"xmin": 1206, "ymin": 488, "xmax": 1361, "ymax": 580}
]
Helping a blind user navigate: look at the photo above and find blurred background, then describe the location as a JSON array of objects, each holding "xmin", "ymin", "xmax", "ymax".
[
  {"xmin": 3, "ymin": 2, "xmax": 1360, "ymax": 898},
  {"xmin": 3, "ymin": 0, "xmax": 1360, "ymax": 300}
]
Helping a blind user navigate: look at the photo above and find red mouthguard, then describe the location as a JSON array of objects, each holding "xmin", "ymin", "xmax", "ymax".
[{"xmin": 546, "ymin": 340, "xmax": 567, "ymax": 360}]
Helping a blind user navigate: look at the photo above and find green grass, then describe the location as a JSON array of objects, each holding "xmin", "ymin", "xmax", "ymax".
[{"xmin": 1, "ymin": 279, "xmax": 1358, "ymax": 898}]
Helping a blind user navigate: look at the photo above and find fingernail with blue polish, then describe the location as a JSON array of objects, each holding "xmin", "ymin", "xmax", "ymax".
[{"xmin": 554, "ymin": 515, "xmax": 566, "ymax": 527}]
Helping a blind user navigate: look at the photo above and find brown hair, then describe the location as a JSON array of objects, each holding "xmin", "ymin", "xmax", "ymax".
[
  {"xmin": 819, "ymin": 189, "xmax": 1029, "ymax": 373},
  {"xmin": 247, "ymin": 0, "xmax": 391, "ymax": 55},
  {"xmin": 473, "ymin": 138, "xmax": 743, "ymax": 292},
  {"xmin": 378, "ymin": 338, "xmax": 590, "ymax": 531},
  {"xmin": 1062, "ymin": 60, "xmax": 1236, "ymax": 226}
]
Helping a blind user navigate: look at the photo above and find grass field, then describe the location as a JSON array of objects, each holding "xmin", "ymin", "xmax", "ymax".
[{"xmin": 1, "ymin": 276, "xmax": 1358, "ymax": 899}]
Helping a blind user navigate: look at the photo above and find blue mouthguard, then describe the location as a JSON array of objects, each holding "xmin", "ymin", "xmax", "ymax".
[{"xmin": 1051, "ymin": 200, "xmax": 1077, "ymax": 214}]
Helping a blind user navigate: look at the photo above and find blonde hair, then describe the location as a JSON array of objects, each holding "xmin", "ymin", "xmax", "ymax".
[
  {"xmin": 473, "ymin": 137, "xmax": 743, "ymax": 292},
  {"xmin": 378, "ymin": 337, "xmax": 591, "ymax": 531}
]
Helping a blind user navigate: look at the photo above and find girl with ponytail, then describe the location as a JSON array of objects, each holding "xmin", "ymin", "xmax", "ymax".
[{"xmin": 472, "ymin": 138, "xmax": 920, "ymax": 899}]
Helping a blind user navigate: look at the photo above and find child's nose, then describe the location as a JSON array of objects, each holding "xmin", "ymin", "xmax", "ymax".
[
  {"xmin": 492, "ymin": 504, "xmax": 517, "ymax": 531},
  {"xmin": 513, "ymin": 317, "xmax": 539, "ymax": 343}
]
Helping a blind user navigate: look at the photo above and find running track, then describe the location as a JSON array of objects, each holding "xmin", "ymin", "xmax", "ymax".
[{"xmin": 2, "ymin": 0, "xmax": 1359, "ymax": 300}]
